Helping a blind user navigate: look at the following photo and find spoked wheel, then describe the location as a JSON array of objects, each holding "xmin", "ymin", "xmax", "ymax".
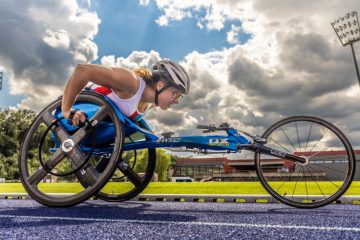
[
  {"xmin": 255, "ymin": 116, "xmax": 355, "ymax": 208},
  {"xmin": 19, "ymin": 92, "xmax": 124, "ymax": 207},
  {"xmin": 95, "ymin": 147, "xmax": 156, "ymax": 202}
]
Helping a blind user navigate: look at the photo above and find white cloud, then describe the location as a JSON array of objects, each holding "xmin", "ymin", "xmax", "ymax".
[
  {"xmin": 16, "ymin": 85, "xmax": 64, "ymax": 111},
  {"xmin": 101, "ymin": 50, "xmax": 162, "ymax": 70},
  {"xmin": 139, "ymin": 0, "xmax": 150, "ymax": 6},
  {"xmin": 3, "ymin": 0, "xmax": 360, "ymax": 148},
  {"xmin": 154, "ymin": 0, "xmax": 208, "ymax": 27},
  {"xmin": 227, "ymin": 24, "xmax": 242, "ymax": 44},
  {"xmin": 154, "ymin": 0, "xmax": 250, "ymax": 30},
  {"xmin": 144, "ymin": 0, "xmax": 360, "ymax": 146},
  {"xmin": 100, "ymin": 55, "xmax": 116, "ymax": 67},
  {"xmin": 155, "ymin": 15, "xmax": 169, "ymax": 26},
  {"xmin": 43, "ymin": 29, "xmax": 71, "ymax": 49},
  {"xmin": 78, "ymin": 0, "xmax": 91, "ymax": 8},
  {"xmin": 0, "ymin": 0, "xmax": 100, "ymax": 111}
]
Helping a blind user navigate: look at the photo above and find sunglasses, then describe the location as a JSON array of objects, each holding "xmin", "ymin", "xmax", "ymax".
[{"xmin": 171, "ymin": 87, "xmax": 183, "ymax": 102}]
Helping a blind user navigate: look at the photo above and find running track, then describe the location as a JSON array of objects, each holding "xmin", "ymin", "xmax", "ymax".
[{"xmin": 0, "ymin": 200, "xmax": 359, "ymax": 239}]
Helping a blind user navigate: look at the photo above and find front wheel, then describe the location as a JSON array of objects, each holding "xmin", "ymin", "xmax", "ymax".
[{"xmin": 255, "ymin": 116, "xmax": 355, "ymax": 208}]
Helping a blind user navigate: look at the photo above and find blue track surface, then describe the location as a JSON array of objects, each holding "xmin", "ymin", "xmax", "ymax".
[{"xmin": 1, "ymin": 200, "xmax": 360, "ymax": 239}]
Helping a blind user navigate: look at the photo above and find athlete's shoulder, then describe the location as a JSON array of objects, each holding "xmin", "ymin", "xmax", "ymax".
[{"xmin": 76, "ymin": 64, "xmax": 138, "ymax": 92}]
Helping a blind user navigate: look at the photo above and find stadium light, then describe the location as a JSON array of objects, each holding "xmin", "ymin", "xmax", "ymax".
[
  {"xmin": 0, "ymin": 72, "xmax": 2, "ymax": 90},
  {"xmin": 331, "ymin": 11, "xmax": 360, "ymax": 86}
]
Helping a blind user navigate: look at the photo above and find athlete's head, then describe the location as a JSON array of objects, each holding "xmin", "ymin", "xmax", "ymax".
[{"xmin": 151, "ymin": 59, "xmax": 190, "ymax": 109}]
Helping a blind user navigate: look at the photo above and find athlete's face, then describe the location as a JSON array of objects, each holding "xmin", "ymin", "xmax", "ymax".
[{"xmin": 156, "ymin": 81, "xmax": 183, "ymax": 110}]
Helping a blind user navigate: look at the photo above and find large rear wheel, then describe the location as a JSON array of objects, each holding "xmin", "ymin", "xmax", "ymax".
[{"xmin": 19, "ymin": 92, "xmax": 124, "ymax": 207}]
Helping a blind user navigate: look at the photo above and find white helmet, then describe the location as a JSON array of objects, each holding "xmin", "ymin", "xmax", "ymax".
[{"xmin": 152, "ymin": 60, "xmax": 190, "ymax": 94}]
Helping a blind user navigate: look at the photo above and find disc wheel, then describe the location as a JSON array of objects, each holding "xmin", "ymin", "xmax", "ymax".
[
  {"xmin": 255, "ymin": 116, "xmax": 355, "ymax": 208},
  {"xmin": 19, "ymin": 92, "xmax": 124, "ymax": 207},
  {"xmin": 95, "ymin": 147, "xmax": 156, "ymax": 202}
]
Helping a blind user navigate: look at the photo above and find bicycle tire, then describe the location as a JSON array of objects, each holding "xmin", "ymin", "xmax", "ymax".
[{"xmin": 255, "ymin": 115, "xmax": 355, "ymax": 208}]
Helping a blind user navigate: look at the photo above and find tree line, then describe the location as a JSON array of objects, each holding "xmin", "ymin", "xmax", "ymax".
[{"xmin": 0, "ymin": 108, "xmax": 176, "ymax": 181}]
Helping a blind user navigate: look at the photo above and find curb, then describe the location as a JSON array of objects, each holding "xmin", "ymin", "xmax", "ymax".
[{"xmin": 1, "ymin": 193, "xmax": 360, "ymax": 204}]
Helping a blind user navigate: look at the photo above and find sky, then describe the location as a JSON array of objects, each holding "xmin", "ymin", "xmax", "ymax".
[{"xmin": 1, "ymin": 0, "xmax": 360, "ymax": 148}]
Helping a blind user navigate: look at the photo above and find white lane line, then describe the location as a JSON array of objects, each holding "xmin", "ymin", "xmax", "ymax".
[{"xmin": 0, "ymin": 214, "xmax": 359, "ymax": 232}]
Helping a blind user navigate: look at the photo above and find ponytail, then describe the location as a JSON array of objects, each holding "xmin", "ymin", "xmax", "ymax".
[{"xmin": 134, "ymin": 68, "xmax": 155, "ymax": 87}]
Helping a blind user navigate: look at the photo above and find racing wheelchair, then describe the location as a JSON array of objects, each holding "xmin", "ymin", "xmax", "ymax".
[{"xmin": 19, "ymin": 90, "xmax": 356, "ymax": 208}]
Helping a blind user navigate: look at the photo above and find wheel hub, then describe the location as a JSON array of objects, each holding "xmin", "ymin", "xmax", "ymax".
[
  {"xmin": 62, "ymin": 139, "xmax": 75, "ymax": 153},
  {"xmin": 298, "ymin": 155, "xmax": 309, "ymax": 166}
]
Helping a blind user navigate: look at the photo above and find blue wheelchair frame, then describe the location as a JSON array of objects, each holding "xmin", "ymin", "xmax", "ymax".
[
  {"xmin": 20, "ymin": 90, "xmax": 355, "ymax": 209},
  {"xmin": 52, "ymin": 91, "xmax": 306, "ymax": 164}
]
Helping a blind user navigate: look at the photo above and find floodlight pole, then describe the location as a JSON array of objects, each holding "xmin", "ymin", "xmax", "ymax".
[
  {"xmin": 350, "ymin": 42, "xmax": 360, "ymax": 85},
  {"xmin": 331, "ymin": 11, "xmax": 360, "ymax": 86}
]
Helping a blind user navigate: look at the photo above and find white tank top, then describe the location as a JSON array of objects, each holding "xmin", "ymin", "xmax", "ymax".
[{"xmin": 86, "ymin": 76, "xmax": 149, "ymax": 121}]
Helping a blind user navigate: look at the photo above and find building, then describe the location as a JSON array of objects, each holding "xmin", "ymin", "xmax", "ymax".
[
  {"xmin": 172, "ymin": 150, "xmax": 360, "ymax": 181},
  {"xmin": 172, "ymin": 157, "xmax": 225, "ymax": 181}
]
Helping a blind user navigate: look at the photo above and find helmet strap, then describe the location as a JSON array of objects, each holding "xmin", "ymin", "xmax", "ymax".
[{"xmin": 155, "ymin": 86, "xmax": 170, "ymax": 106}]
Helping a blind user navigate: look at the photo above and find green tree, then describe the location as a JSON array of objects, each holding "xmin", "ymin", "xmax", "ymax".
[
  {"xmin": 0, "ymin": 108, "xmax": 179, "ymax": 182},
  {"xmin": 132, "ymin": 149, "xmax": 148, "ymax": 174},
  {"xmin": 155, "ymin": 149, "xmax": 171, "ymax": 182},
  {"xmin": 0, "ymin": 108, "xmax": 36, "ymax": 180}
]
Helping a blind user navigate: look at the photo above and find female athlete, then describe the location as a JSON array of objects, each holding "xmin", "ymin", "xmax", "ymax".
[{"xmin": 61, "ymin": 59, "xmax": 191, "ymax": 126}]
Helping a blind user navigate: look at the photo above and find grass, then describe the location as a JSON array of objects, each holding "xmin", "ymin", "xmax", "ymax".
[{"xmin": 1, "ymin": 181, "xmax": 360, "ymax": 195}]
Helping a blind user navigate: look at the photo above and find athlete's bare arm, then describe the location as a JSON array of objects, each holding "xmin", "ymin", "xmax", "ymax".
[{"xmin": 61, "ymin": 64, "xmax": 138, "ymax": 120}]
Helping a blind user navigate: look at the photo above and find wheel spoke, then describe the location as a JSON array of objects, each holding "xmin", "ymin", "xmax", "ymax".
[
  {"xmin": 117, "ymin": 159, "xmax": 143, "ymax": 188},
  {"xmin": 308, "ymin": 128, "xmax": 329, "ymax": 153},
  {"xmin": 311, "ymin": 156, "xmax": 348, "ymax": 162},
  {"xmin": 307, "ymin": 144, "xmax": 335, "ymax": 159},
  {"xmin": 291, "ymin": 166, "xmax": 301, "ymax": 198},
  {"xmin": 305, "ymin": 166, "xmax": 326, "ymax": 198},
  {"xmin": 268, "ymin": 137, "xmax": 292, "ymax": 154},
  {"xmin": 311, "ymin": 162, "xmax": 346, "ymax": 174},
  {"xmin": 275, "ymin": 180, "xmax": 286, "ymax": 193},
  {"xmin": 280, "ymin": 127, "xmax": 297, "ymax": 152},
  {"xmin": 28, "ymin": 149, "xmax": 66, "ymax": 185},
  {"xmin": 67, "ymin": 146, "xmax": 100, "ymax": 187},
  {"xmin": 276, "ymin": 167, "xmax": 297, "ymax": 195},
  {"xmin": 303, "ymin": 166, "xmax": 309, "ymax": 201},
  {"xmin": 295, "ymin": 122, "xmax": 301, "ymax": 154},
  {"xmin": 307, "ymin": 164, "xmax": 341, "ymax": 189},
  {"xmin": 261, "ymin": 169, "xmax": 281, "ymax": 179},
  {"xmin": 304, "ymin": 123, "xmax": 313, "ymax": 152}
]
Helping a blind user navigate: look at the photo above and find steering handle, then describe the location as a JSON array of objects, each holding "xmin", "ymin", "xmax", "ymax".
[{"xmin": 197, "ymin": 124, "xmax": 211, "ymax": 129}]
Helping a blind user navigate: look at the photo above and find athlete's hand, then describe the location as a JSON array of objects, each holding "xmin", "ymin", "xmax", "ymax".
[
  {"xmin": 64, "ymin": 109, "xmax": 87, "ymax": 127},
  {"xmin": 70, "ymin": 110, "xmax": 87, "ymax": 127}
]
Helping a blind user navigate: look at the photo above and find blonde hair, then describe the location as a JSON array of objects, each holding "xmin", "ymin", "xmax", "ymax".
[{"xmin": 134, "ymin": 68, "xmax": 154, "ymax": 87}]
